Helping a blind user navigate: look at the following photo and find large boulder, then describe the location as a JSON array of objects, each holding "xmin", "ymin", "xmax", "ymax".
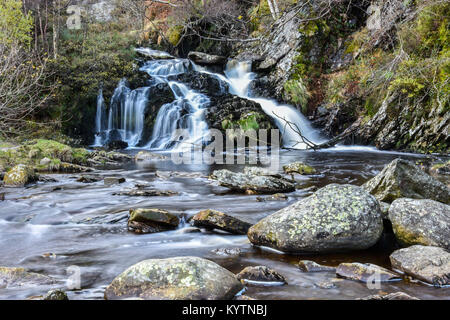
[
  {"xmin": 210, "ymin": 168, "xmax": 295, "ymax": 194},
  {"xmin": 104, "ymin": 256, "xmax": 243, "ymax": 300},
  {"xmin": 389, "ymin": 198, "xmax": 450, "ymax": 249},
  {"xmin": 363, "ymin": 159, "xmax": 450, "ymax": 204},
  {"xmin": 390, "ymin": 245, "xmax": 450, "ymax": 287},
  {"xmin": 192, "ymin": 210, "xmax": 252, "ymax": 235},
  {"xmin": 247, "ymin": 184, "xmax": 383, "ymax": 253},
  {"xmin": 127, "ymin": 208, "xmax": 179, "ymax": 234},
  {"xmin": 3, "ymin": 164, "xmax": 38, "ymax": 187}
]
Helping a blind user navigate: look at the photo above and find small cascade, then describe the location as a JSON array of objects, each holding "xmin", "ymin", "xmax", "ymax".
[{"xmin": 94, "ymin": 49, "xmax": 324, "ymax": 150}]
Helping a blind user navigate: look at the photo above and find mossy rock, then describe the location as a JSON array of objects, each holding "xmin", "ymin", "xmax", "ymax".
[
  {"xmin": 3, "ymin": 164, "xmax": 38, "ymax": 187},
  {"xmin": 104, "ymin": 257, "xmax": 244, "ymax": 300},
  {"xmin": 283, "ymin": 161, "xmax": 317, "ymax": 175}
]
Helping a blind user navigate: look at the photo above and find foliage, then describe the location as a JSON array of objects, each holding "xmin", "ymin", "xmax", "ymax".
[{"xmin": 0, "ymin": 0, "xmax": 33, "ymax": 46}]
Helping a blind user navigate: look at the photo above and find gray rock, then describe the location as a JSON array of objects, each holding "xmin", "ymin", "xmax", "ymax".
[
  {"xmin": 104, "ymin": 177, "xmax": 126, "ymax": 186},
  {"xmin": 283, "ymin": 162, "xmax": 317, "ymax": 175},
  {"xmin": 39, "ymin": 157, "xmax": 51, "ymax": 166},
  {"xmin": 211, "ymin": 247, "xmax": 242, "ymax": 256},
  {"xmin": 247, "ymin": 184, "xmax": 383, "ymax": 253},
  {"xmin": 210, "ymin": 169, "xmax": 295, "ymax": 194},
  {"xmin": 390, "ymin": 245, "xmax": 450, "ymax": 286},
  {"xmin": 359, "ymin": 292, "xmax": 419, "ymax": 300},
  {"xmin": 298, "ymin": 260, "xmax": 336, "ymax": 273},
  {"xmin": 314, "ymin": 280, "xmax": 337, "ymax": 289},
  {"xmin": 3, "ymin": 164, "xmax": 38, "ymax": 187},
  {"xmin": 256, "ymin": 193, "xmax": 288, "ymax": 202},
  {"xmin": 128, "ymin": 208, "xmax": 179, "ymax": 234},
  {"xmin": 236, "ymin": 266, "xmax": 286, "ymax": 285},
  {"xmin": 104, "ymin": 256, "xmax": 243, "ymax": 300},
  {"xmin": 363, "ymin": 159, "xmax": 450, "ymax": 204},
  {"xmin": 389, "ymin": 198, "xmax": 450, "ymax": 249},
  {"xmin": 113, "ymin": 189, "xmax": 178, "ymax": 197},
  {"xmin": 188, "ymin": 51, "xmax": 227, "ymax": 66},
  {"xmin": 336, "ymin": 263, "xmax": 401, "ymax": 282},
  {"xmin": 43, "ymin": 289, "xmax": 69, "ymax": 300},
  {"xmin": 192, "ymin": 209, "xmax": 252, "ymax": 235},
  {"xmin": 0, "ymin": 267, "xmax": 55, "ymax": 288},
  {"xmin": 77, "ymin": 175, "xmax": 102, "ymax": 183}
]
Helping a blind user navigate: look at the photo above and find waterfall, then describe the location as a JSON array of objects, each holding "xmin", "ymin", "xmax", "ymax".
[{"xmin": 93, "ymin": 50, "xmax": 324, "ymax": 150}]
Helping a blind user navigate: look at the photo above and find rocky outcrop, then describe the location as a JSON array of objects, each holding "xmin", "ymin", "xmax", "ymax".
[
  {"xmin": 236, "ymin": 266, "xmax": 287, "ymax": 284},
  {"xmin": 336, "ymin": 263, "xmax": 401, "ymax": 282},
  {"xmin": 127, "ymin": 208, "xmax": 179, "ymax": 234},
  {"xmin": 192, "ymin": 210, "xmax": 252, "ymax": 235},
  {"xmin": 390, "ymin": 245, "xmax": 450, "ymax": 287},
  {"xmin": 205, "ymin": 94, "xmax": 276, "ymax": 133},
  {"xmin": 389, "ymin": 198, "xmax": 450, "ymax": 249},
  {"xmin": 210, "ymin": 168, "xmax": 295, "ymax": 194},
  {"xmin": 363, "ymin": 159, "xmax": 450, "ymax": 204},
  {"xmin": 247, "ymin": 184, "xmax": 383, "ymax": 253},
  {"xmin": 104, "ymin": 257, "xmax": 243, "ymax": 300}
]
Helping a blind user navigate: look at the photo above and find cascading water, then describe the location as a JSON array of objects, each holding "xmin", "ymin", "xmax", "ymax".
[
  {"xmin": 94, "ymin": 50, "xmax": 324, "ymax": 150},
  {"xmin": 93, "ymin": 88, "xmax": 106, "ymax": 147}
]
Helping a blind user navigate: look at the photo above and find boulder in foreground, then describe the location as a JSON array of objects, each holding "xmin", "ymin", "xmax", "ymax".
[
  {"xmin": 104, "ymin": 257, "xmax": 243, "ymax": 300},
  {"xmin": 389, "ymin": 198, "xmax": 450, "ymax": 249},
  {"xmin": 3, "ymin": 164, "xmax": 38, "ymax": 187},
  {"xmin": 247, "ymin": 184, "xmax": 383, "ymax": 253},
  {"xmin": 389, "ymin": 245, "xmax": 450, "ymax": 287},
  {"xmin": 363, "ymin": 159, "xmax": 449, "ymax": 204}
]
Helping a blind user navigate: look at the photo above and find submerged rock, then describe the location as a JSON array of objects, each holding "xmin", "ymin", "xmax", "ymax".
[
  {"xmin": 211, "ymin": 247, "xmax": 242, "ymax": 257},
  {"xmin": 283, "ymin": 162, "xmax": 317, "ymax": 175},
  {"xmin": 188, "ymin": 51, "xmax": 227, "ymax": 66},
  {"xmin": 135, "ymin": 151, "xmax": 168, "ymax": 161},
  {"xmin": 363, "ymin": 159, "xmax": 450, "ymax": 204},
  {"xmin": 3, "ymin": 164, "xmax": 38, "ymax": 187},
  {"xmin": 105, "ymin": 140, "xmax": 128, "ymax": 150},
  {"xmin": 236, "ymin": 266, "xmax": 287, "ymax": 285},
  {"xmin": 104, "ymin": 177, "xmax": 126, "ymax": 186},
  {"xmin": 128, "ymin": 208, "xmax": 179, "ymax": 234},
  {"xmin": 77, "ymin": 175, "xmax": 102, "ymax": 183},
  {"xmin": 0, "ymin": 267, "xmax": 55, "ymax": 288},
  {"xmin": 43, "ymin": 289, "xmax": 69, "ymax": 300},
  {"xmin": 210, "ymin": 169, "xmax": 295, "ymax": 194},
  {"xmin": 192, "ymin": 209, "xmax": 252, "ymax": 235},
  {"xmin": 113, "ymin": 189, "xmax": 178, "ymax": 197},
  {"xmin": 390, "ymin": 245, "xmax": 450, "ymax": 286},
  {"xmin": 359, "ymin": 292, "xmax": 419, "ymax": 300},
  {"xmin": 336, "ymin": 263, "xmax": 401, "ymax": 283},
  {"xmin": 104, "ymin": 256, "xmax": 243, "ymax": 300},
  {"xmin": 388, "ymin": 198, "xmax": 450, "ymax": 249},
  {"xmin": 298, "ymin": 260, "xmax": 336, "ymax": 273},
  {"xmin": 256, "ymin": 193, "xmax": 288, "ymax": 202},
  {"xmin": 247, "ymin": 184, "xmax": 383, "ymax": 253}
]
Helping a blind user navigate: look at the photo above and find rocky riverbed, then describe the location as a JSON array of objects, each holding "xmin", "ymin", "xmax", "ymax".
[{"xmin": 0, "ymin": 145, "xmax": 449, "ymax": 300}]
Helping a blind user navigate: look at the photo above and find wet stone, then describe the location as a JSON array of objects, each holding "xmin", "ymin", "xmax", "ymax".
[
  {"xmin": 236, "ymin": 266, "xmax": 287, "ymax": 285},
  {"xmin": 336, "ymin": 263, "xmax": 401, "ymax": 283},
  {"xmin": 298, "ymin": 260, "xmax": 336, "ymax": 273},
  {"xmin": 104, "ymin": 177, "xmax": 126, "ymax": 186}
]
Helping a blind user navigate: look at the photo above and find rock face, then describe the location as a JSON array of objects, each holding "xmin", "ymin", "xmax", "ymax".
[
  {"xmin": 3, "ymin": 164, "xmax": 38, "ymax": 187},
  {"xmin": 192, "ymin": 210, "xmax": 252, "ymax": 235},
  {"xmin": 298, "ymin": 260, "xmax": 336, "ymax": 273},
  {"xmin": 0, "ymin": 267, "xmax": 55, "ymax": 288},
  {"xmin": 247, "ymin": 184, "xmax": 383, "ymax": 253},
  {"xmin": 104, "ymin": 257, "xmax": 244, "ymax": 300},
  {"xmin": 363, "ymin": 159, "xmax": 450, "ymax": 204},
  {"xmin": 210, "ymin": 169, "xmax": 295, "ymax": 194},
  {"xmin": 390, "ymin": 245, "xmax": 450, "ymax": 286},
  {"xmin": 283, "ymin": 162, "xmax": 316, "ymax": 175},
  {"xmin": 389, "ymin": 198, "xmax": 450, "ymax": 249},
  {"xmin": 128, "ymin": 208, "xmax": 179, "ymax": 234},
  {"xmin": 236, "ymin": 266, "xmax": 287, "ymax": 284},
  {"xmin": 188, "ymin": 51, "xmax": 227, "ymax": 66},
  {"xmin": 336, "ymin": 263, "xmax": 401, "ymax": 283}
]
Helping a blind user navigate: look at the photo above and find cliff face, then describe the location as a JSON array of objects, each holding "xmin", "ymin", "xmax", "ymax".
[{"xmin": 232, "ymin": 0, "xmax": 449, "ymax": 154}]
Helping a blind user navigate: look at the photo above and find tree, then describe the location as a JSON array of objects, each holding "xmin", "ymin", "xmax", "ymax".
[{"xmin": 0, "ymin": 0, "xmax": 33, "ymax": 46}]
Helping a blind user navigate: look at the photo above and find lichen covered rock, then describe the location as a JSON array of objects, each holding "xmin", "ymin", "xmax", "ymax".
[
  {"xmin": 363, "ymin": 159, "xmax": 450, "ymax": 204},
  {"xmin": 390, "ymin": 245, "xmax": 450, "ymax": 287},
  {"xmin": 128, "ymin": 208, "xmax": 179, "ymax": 234},
  {"xmin": 0, "ymin": 267, "xmax": 55, "ymax": 288},
  {"xmin": 236, "ymin": 266, "xmax": 286, "ymax": 284},
  {"xmin": 247, "ymin": 184, "xmax": 383, "ymax": 253},
  {"xmin": 389, "ymin": 198, "xmax": 450, "ymax": 249},
  {"xmin": 283, "ymin": 162, "xmax": 317, "ymax": 175},
  {"xmin": 104, "ymin": 256, "xmax": 243, "ymax": 300}
]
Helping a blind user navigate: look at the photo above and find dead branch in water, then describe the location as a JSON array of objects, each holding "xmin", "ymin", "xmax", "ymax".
[{"xmin": 272, "ymin": 111, "xmax": 355, "ymax": 150}]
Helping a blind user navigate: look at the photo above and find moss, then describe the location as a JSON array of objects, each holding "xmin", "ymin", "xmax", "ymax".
[
  {"xmin": 166, "ymin": 25, "xmax": 183, "ymax": 46},
  {"xmin": 283, "ymin": 79, "xmax": 310, "ymax": 114}
]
